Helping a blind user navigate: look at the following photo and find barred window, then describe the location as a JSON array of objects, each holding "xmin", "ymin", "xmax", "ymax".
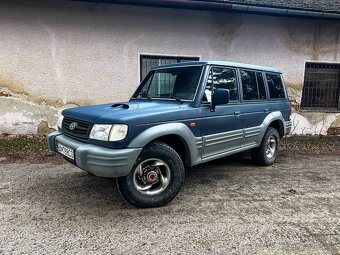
[
  {"xmin": 140, "ymin": 55, "xmax": 199, "ymax": 81},
  {"xmin": 301, "ymin": 62, "xmax": 340, "ymax": 111}
]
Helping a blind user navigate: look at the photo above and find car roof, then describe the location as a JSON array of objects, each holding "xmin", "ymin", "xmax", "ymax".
[{"xmin": 151, "ymin": 61, "xmax": 281, "ymax": 73}]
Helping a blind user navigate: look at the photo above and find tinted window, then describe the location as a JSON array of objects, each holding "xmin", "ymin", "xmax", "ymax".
[
  {"xmin": 140, "ymin": 55, "xmax": 199, "ymax": 81},
  {"xmin": 240, "ymin": 70, "xmax": 267, "ymax": 100},
  {"xmin": 147, "ymin": 72, "xmax": 176, "ymax": 97},
  {"xmin": 257, "ymin": 72, "xmax": 267, "ymax": 100},
  {"xmin": 241, "ymin": 70, "xmax": 258, "ymax": 100},
  {"xmin": 204, "ymin": 67, "xmax": 239, "ymax": 102},
  {"xmin": 266, "ymin": 73, "xmax": 286, "ymax": 99},
  {"xmin": 133, "ymin": 66, "xmax": 203, "ymax": 101}
]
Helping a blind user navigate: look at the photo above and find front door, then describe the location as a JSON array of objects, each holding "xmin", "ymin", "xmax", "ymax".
[{"xmin": 201, "ymin": 66, "xmax": 242, "ymax": 159}]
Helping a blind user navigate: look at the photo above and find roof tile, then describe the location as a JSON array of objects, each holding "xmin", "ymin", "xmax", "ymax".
[{"xmin": 223, "ymin": 0, "xmax": 340, "ymax": 13}]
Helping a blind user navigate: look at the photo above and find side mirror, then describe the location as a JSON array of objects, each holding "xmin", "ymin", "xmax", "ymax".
[{"xmin": 211, "ymin": 88, "xmax": 230, "ymax": 111}]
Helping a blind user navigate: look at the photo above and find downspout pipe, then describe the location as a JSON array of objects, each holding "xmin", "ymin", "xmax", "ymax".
[{"xmin": 75, "ymin": 0, "xmax": 340, "ymax": 20}]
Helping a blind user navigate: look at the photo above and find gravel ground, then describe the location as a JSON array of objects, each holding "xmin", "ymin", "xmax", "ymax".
[{"xmin": 0, "ymin": 153, "xmax": 339, "ymax": 254}]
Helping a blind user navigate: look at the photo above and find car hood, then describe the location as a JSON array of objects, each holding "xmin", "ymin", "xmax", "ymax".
[{"xmin": 62, "ymin": 100, "xmax": 198, "ymax": 125}]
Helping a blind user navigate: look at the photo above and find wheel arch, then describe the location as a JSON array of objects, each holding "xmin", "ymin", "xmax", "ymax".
[
  {"xmin": 148, "ymin": 134, "xmax": 190, "ymax": 166},
  {"xmin": 268, "ymin": 119, "xmax": 285, "ymax": 138},
  {"xmin": 257, "ymin": 111, "xmax": 286, "ymax": 144},
  {"xmin": 128, "ymin": 123, "xmax": 201, "ymax": 167}
]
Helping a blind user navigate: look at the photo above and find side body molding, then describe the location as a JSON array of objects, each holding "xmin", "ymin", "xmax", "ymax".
[
  {"xmin": 127, "ymin": 112, "xmax": 285, "ymax": 167},
  {"xmin": 128, "ymin": 123, "xmax": 202, "ymax": 166}
]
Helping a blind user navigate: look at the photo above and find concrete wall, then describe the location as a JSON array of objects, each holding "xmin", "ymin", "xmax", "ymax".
[{"xmin": 0, "ymin": 0, "xmax": 340, "ymax": 135}]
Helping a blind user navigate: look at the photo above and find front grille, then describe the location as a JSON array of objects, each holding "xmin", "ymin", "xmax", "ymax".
[{"xmin": 62, "ymin": 117, "xmax": 93, "ymax": 139}]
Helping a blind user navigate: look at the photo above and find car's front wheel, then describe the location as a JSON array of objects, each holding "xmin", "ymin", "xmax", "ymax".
[{"xmin": 117, "ymin": 142, "xmax": 185, "ymax": 208}]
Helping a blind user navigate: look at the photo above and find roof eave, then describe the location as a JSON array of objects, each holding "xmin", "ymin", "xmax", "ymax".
[{"xmin": 72, "ymin": 0, "xmax": 340, "ymax": 20}]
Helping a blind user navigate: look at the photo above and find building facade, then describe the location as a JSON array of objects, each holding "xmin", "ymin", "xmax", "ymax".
[{"xmin": 0, "ymin": 0, "xmax": 340, "ymax": 135}]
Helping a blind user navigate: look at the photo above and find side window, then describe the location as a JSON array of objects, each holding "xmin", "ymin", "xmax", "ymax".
[
  {"xmin": 203, "ymin": 67, "xmax": 239, "ymax": 102},
  {"xmin": 240, "ymin": 70, "xmax": 258, "ymax": 100},
  {"xmin": 266, "ymin": 73, "xmax": 286, "ymax": 99},
  {"xmin": 241, "ymin": 70, "xmax": 267, "ymax": 101}
]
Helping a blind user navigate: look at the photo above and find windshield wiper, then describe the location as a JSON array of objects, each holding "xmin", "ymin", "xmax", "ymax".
[
  {"xmin": 145, "ymin": 95, "xmax": 152, "ymax": 101},
  {"xmin": 135, "ymin": 92, "xmax": 152, "ymax": 101},
  {"xmin": 168, "ymin": 94, "xmax": 183, "ymax": 104}
]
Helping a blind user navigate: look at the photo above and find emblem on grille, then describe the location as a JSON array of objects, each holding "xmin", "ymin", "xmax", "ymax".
[{"xmin": 69, "ymin": 122, "xmax": 78, "ymax": 131}]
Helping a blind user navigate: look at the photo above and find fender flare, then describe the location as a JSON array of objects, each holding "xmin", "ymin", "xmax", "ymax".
[
  {"xmin": 256, "ymin": 111, "xmax": 285, "ymax": 144},
  {"xmin": 128, "ymin": 123, "xmax": 202, "ymax": 166}
]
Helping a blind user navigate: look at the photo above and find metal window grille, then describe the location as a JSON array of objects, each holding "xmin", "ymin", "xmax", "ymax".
[
  {"xmin": 301, "ymin": 62, "xmax": 340, "ymax": 111},
  {"xmin": 140, "ymin": 55, "xmax": 199, "ymax": 81}
]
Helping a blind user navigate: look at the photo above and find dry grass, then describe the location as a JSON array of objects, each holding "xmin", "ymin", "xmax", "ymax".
[
  {"xmin": 0, "ymin": 136, "xmax": 63, "ymax": 164},
  {"xmin": 0, "ymin": 135, "xmax": 339, "ymax": 164},
  {"xmin": 280, "ymin": 135, "xmax": 340, "ymax": 155}
]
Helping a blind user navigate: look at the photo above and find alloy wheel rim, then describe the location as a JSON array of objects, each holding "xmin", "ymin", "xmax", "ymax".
[
  {"xmin": 133, "ymin": 158, "xmax": 171, "ymax": 196},
  {"xmin": 266, "ymin": 136, "xmax": 276, "ymax": 159}
]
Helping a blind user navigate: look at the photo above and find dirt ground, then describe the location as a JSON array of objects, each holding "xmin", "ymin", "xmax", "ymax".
[{"xmin": 0, "ymin": 145, "xmax": 339, "ymax": 254}]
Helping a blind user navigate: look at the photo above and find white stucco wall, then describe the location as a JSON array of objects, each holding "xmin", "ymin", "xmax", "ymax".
[{"xmin": 0, "ymin": 0, "xmax": 339, "ymax": 135}]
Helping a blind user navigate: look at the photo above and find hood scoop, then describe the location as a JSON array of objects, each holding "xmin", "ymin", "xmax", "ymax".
[{"xmin": 111, "ymin": 103, "xmax": 129, "ymax": 109}]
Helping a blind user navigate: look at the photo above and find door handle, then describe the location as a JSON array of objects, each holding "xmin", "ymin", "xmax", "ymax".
[{"xmin": 234, "ymin": 111, "xmax": 241, "ymax": 115}]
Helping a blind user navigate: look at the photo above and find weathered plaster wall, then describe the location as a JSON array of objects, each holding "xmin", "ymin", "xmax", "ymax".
[
  {"xmin": 0, "ymin": 0, "xmax": 339, "ymax": 135},
  {"xmin": 291, "ymin": 112, "xmax": 340, "ymax": 135}
]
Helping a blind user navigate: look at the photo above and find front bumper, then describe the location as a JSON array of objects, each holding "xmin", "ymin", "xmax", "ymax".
[{"xmin": 47, "ymin": 131, "xmax": 142, "ymax": 178}]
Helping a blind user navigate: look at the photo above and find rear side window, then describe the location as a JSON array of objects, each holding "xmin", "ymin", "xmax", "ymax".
[
  {"xmin": 240, "ymin": 70, "xmax": 267, "ymax": 100},
  {"xmin": 266, "ymin": 73, "xmax": 286, "ymax": 99}
]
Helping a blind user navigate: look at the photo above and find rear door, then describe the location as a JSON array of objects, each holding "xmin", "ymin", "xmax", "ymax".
[
  {"xmin": 200, "ymin": 66, "xmax": 243, "ymax": 159},
  {"xmin": 265, "ymin": 72, "xmax": 291, "ymax": 122},
  {"xmin": 239, "ymin": 69, "xmax": 269, "ymax": 147}
]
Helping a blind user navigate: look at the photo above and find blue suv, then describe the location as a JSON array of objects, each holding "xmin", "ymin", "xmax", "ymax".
[{"xmin": 48, "ymin": 61, "xmax": 291, "ymax": 207}]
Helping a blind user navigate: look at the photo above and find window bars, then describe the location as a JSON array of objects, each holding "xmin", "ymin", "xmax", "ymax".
[{"xmin": 301, "ymin": 62, "xmax": 340, "ymax": 111}]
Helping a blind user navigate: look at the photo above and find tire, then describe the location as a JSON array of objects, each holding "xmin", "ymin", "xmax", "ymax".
[
  {"xmin": 116, "ymin": 142, "xmax": 185, "ymax": 208},
  {"xmin": 252, "ymin": 127, "xmax": 280, "ymax": 166}
]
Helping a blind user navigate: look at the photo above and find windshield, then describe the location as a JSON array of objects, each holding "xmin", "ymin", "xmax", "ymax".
[{"xmin": 132, "ymin": 66, "xmax": 203, "ymax": 101}]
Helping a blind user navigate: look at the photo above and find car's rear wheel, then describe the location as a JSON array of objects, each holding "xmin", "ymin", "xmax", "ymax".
[
  {"xmin": 252, "ymin": 127, "xmax": 280, "ymax": 166},
  {"xmin": 117, "ymin": 142, "xmax": 185, "ymax": 208}
]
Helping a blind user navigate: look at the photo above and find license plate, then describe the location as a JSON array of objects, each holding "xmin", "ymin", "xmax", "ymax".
[{"xmin": 56, "ymin": 143, "xmax": 74, "ymax": 160}]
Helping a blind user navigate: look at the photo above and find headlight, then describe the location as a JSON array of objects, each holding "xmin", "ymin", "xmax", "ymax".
[
  {"xmin": 89, "ymin": 124, "xmax": 112, "ymax": 141},
  {"xmin": 57, "ymin": 115, "xmax": 64, "ymax": 129},
  {"xmin": 89, "ymin": 124, "xmax": 128, "ymax": 142},
  {"xmin": 109, "ymin": 124, "xmax": 128, "ymax": 141}
]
